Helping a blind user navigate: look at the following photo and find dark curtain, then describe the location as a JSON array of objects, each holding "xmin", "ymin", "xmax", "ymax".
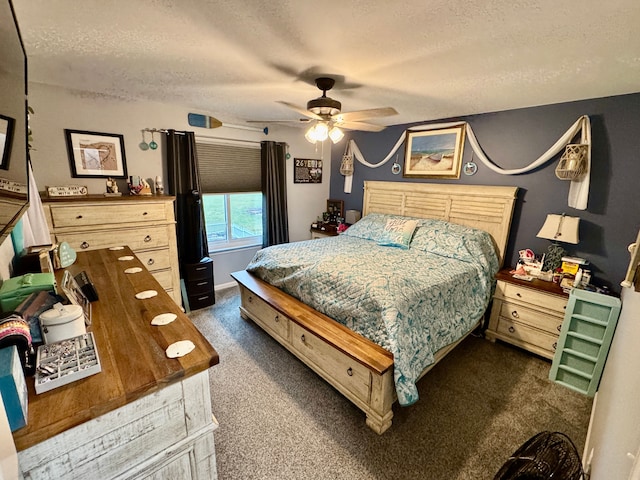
[
  {"xmin": 166, "ymin": 130, "xmax": 208, "ymax": 268},
  {"xmin": 261, "ymin": 141, "xmax": 289, "ymax": 247}
]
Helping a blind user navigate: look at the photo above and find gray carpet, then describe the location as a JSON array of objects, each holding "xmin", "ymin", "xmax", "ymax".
[{"xmin": 189, "ymin": 286, "xmax": 592, "ymax": 480}]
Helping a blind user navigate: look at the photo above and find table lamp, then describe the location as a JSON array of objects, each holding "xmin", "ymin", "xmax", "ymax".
[{"xmin": 536, "ymin": 213, "xmax": 580, "ymax": 271}]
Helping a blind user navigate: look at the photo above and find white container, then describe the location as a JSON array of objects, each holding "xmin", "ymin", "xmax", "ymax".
[{"xmin": 39, "ymin": 302, "xmax": 86, "ymax": 344}]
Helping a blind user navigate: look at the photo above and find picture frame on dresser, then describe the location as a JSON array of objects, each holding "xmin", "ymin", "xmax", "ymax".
[{"xmin": 64, "ymin": 129, "xmax": 128, "ymax": 178}]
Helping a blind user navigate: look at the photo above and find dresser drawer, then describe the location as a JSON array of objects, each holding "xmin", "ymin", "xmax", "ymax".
[
  {"xmin": 49, "ymin": 203, "xmax": 168, "ymax": 228},
  {"xmin": 135, "ymin": 248, "xmax": 172, "ymax": 272},
  {"xmin": 184, "ymin": 257, "xmax": 213, "ymax": 281},
  {"xmin": 499, "ymin": 301, "xmax": 564, "ymax": 335},
  {"xmin": 495, "ymin": 317, "xmax": 558, "ymax": 358},
  {"xmin": 187, "ymin": 278, "xmax": 213, "ymax": 296},
  {"xmin": 499, "ymin": 282, "xmax": 567, "ymax": 314},
  {"xmin": 152, "ymin": 269, "xmax": 174, "ymax": 291},
  {"xmin": 188, "ymin": 292, "xmax": 215, "ymax": 310},
  {"xmin": 57, "ymin": 225, "xmax": 170, "ymax": 252},
  {"xmin": 290, "ymin": 322, "xmax": 371, "ymax": 404},
  {"xmin": 241, "ymin": 289, "xmax": 289, "ymax": 341}
]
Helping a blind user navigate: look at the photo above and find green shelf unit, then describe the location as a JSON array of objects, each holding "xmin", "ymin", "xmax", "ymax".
[{"xmin": 549, "ymin": 288, "xmax": 621, "ymax": 397}]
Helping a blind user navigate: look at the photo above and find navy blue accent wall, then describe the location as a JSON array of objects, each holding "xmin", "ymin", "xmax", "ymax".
[{"xmin": 330, "ymin": 93, "xmax": 640, "ymax": 293}]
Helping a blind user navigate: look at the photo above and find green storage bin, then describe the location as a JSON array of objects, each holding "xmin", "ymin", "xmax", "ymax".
[{"xmin": 0, "ymin": 273, "xmax": 57, "ymax": 312}]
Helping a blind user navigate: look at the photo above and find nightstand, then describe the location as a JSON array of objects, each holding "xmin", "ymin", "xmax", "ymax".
[
  {"xmin": 310, "ymin": 226, "xmax": 338, "ymax": 239},
  {"xmin": 485, "ymin": 269, "xmax": 569, "ymax": 359}
]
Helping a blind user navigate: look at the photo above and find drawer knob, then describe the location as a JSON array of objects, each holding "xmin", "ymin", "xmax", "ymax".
[
  {"xmin": 76, "ymin": 215, "xmax": 83, "ymax": 219},
  {"xmin": 553, "ymin": 342, "xmax": 557, "ymax": 350},
  {"xmin": 557, "ymin": 324, "xmax": 562, "ymax": 332},
  {"xmin": 81, "ymin": 241, "xmax": 89, "ymax": 249},
  {"xmin": 143, "ymin": 211, "xmax": 148, "ymax": 216},
  {"xmin": 301, "ymin": 334, "xmax": 306, "ymax": 343},
  {"xmin": 144, "ymin": 235, "xmax": 152, "ymax": 242},
  {"xmin": 516, "ymin": 292, "xmax": 522, "ymax": 297},
  {"xmin": 248, "ymin": 296, "xmax": 253, "ymax": 303},
  {"xmin": 347, "ymin": 367, "xmax": 353, "ymax": 377},
  {"xmin": 147, "ymin": 258, "xmax": 155, "ymax": 265},
  {"xmin": 511, "ymin": 310, "xmax": 519, "ymax": 319},
  {"xmin": 274, "ymin": 315, "xmax": 279, "ymax": 323},
  {"xmin": 508, "ymin": 326, "xmax": 515, "ymax": 333}
]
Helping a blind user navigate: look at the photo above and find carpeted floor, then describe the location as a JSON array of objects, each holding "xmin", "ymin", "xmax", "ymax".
[{"xmin": 189, "ymin": 286, "xmax": 593, "ymax": 480}]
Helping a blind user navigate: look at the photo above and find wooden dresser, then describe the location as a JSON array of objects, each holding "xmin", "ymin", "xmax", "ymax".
[
  {"xmin": 485, "ymin": 269, "xmax": 569, "ymax": 359},
  {"xmin": 42, "ymin": 195, "xmax": 181, "ymax": 305},
  {"xmin": 12, "ymin": 248, "xmax": 219, "ymax": 479}
]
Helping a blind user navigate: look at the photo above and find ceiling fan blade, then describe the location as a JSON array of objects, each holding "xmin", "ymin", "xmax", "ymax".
[
  {"xmin": 246, "ymin": 118, "xmax": 312, "ymax": 124},
  {"xmin": 333, "ymin": 107, "xmax": 398, "ymax": 123},
  {"xmin": 336, "ymin": 120, "xmax": 387, "ymax": 132},
  {"xmin": 277, "ymin": 101, "xmax": 323, "ymax": 120}
]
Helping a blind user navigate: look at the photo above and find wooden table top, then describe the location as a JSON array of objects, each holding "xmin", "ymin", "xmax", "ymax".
[
  {"xmin": 496, "ymin": 268, "xmax": 568, "ymax": 297},
  {"xmin": 12, "ymin": 247, "xmax": 219, "ymax": 451}
]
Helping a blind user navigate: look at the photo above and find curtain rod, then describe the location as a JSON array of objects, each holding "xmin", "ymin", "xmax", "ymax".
[
  {"xmin": 195, "ymin": 134, "xmax": 261, "ymax": 146},
  {"xmin": 143, "ymin": 123, "xmax": 265, "ymax": 134}
]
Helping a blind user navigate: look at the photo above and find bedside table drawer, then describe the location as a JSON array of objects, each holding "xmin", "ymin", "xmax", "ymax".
[
  {"xmin": 496, "ymin": 318, "xmax": 558, "ymax": 358},
  {"xmin": 499, "ymin": 301, "xmax": 564, "ymax": 335},
  {"xmin": 500, "ymin": 282, "xmax": 567, "ymax": 314}
]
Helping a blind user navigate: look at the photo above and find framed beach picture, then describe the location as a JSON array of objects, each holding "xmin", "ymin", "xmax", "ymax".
[
  {"xmin": 403, "ymin": 125, "xmax": 465, "ymax": 179},
  {"xmin": 65, "ymin": 129, "xmax": 128, "ymax": 178}
]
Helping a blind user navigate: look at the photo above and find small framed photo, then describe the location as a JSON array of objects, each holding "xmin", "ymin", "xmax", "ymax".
[
  {"xmin": 0, "ymin": 114, "xmax": 15, "ymax": 170},
  {"xmin": 65, "ymin": 129, "xmax": 128, "ymax": 178},
  {"xmin": 403, "ymin": 125, "xmax": 465, "ymax": 179}
]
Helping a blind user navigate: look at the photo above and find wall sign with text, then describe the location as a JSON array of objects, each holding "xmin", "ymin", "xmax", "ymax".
[{"xmin": 294, "ymin": 158, "xmax": 322, "ymax": 183}]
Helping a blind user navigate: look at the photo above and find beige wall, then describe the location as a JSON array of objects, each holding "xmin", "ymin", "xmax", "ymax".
[{"xmin": 18, "ymin": 83, "xmax": 331, "ymax": 286}]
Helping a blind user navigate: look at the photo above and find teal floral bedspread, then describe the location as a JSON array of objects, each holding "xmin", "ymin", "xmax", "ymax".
[{"xmin": 246, "ymin": 214, "xmax": 499, "ymax": 406}]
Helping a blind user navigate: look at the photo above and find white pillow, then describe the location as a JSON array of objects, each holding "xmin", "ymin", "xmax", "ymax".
[{"xmin": 377, "ymin": 219, "xmax": 418, "ymax": 249}]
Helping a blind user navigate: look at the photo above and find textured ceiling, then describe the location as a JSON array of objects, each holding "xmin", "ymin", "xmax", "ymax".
[{"xmin": 12, "ymin": 0, "xmax": 640, "ymax": 128}]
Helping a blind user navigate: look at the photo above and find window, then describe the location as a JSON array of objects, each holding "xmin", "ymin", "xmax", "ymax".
[
  {"xmin": 203, "ymin": 192, "xmax": 262, "ymax": 251},
  {"xmin": 196, "ymin": 139, "xmax": 262, "ymax": 252}
]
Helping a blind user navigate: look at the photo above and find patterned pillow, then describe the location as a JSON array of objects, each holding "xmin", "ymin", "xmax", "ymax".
[
  {"xmin": 377, "ymin": 218, "xmax": 418, "ymax": 249},
  {"xmin": 340, "ymin": 213, "xmax": 389, "ymax": 241}
]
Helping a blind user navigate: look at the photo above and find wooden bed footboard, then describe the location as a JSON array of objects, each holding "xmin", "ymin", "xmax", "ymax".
[
  {"xmin": 231, "ymin": 270, "xmax": 396, "ymax": 434},
  {"xmin": 231, "ymin": 270, "xmax": 481, "ymax": 434}
]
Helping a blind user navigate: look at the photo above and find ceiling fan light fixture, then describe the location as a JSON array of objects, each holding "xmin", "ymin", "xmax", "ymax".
[
  {"xmin": 305, "ymin": 122, "xmax": 329, "ymax": 143},
  {"xmin": 329, "ymin": 126, "xmax": 344, "ymax": 144}
]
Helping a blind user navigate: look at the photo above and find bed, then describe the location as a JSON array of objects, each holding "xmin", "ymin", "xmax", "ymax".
[{"xmin": 232, "ymin": 181, "xmax": 518, "ymax": 433}]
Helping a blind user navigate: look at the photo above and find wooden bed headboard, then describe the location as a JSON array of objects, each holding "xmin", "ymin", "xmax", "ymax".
[{"xmin": 363, "ymin": 181, "xmax": 519, "ymax": 266}]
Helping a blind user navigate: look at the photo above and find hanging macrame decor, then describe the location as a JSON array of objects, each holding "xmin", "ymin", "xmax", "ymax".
[
  {"xmin": 555, "ymin": 144, "xmax": 589, "ymax": 180},
  {"xmin": 340, "ymin": 143, "xmax": 354, "ymax": 176}
]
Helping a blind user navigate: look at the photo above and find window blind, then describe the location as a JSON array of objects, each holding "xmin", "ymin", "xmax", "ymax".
[{"xmin": 196, "ymin": 142, "xmax": 261, "ymax": 193}]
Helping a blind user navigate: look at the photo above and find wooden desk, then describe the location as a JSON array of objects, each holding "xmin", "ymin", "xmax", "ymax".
[{"xmin": 13, "ymin": 248, "xmax": 219, "ymax": 479}]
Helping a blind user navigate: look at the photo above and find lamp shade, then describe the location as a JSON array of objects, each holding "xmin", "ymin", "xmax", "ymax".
[{"xmin": 536, "ymin": 214, "xmax": 580, "ymax": 244}]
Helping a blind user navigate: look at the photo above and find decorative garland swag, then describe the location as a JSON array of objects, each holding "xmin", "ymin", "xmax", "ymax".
[{"xmin": 341, "ymin": 115, "xmax": 591, "ymax": 210}]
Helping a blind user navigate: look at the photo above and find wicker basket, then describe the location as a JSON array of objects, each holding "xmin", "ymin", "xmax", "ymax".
[{"xmin": 556, "ymin": 144, "xmax": 588, "ymax": 180}]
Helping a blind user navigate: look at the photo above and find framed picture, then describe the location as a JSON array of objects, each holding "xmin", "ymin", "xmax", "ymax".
[
  {"xmin": 403, "ymin": 125, "xmax": 465, "ymax": 179},
  {"xmin": 293, "ymin": 157, "xmax": 322, "ymax": 183},
  {"xmin": 65, "ymin": 129, "xmax": 128, "ymax": 178},
  {"xmin": 0, "ymin": 114, "xmax": 15, "ymax": 170}
]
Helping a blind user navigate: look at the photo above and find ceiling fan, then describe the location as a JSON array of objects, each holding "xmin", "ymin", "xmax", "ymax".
[{"xmin": 251, "ymin": 77, "xmax": 398, "ymax": 143}]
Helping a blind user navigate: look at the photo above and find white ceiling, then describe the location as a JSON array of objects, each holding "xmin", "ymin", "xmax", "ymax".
[{"xmin": 12, "ymin": 0, "xmax": 640, "ymax": 129}]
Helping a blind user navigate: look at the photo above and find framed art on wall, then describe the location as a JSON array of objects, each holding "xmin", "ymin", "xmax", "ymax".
[
  {"xmin": 293, "ymin": 157, "xmax": 322, "ymax": 183},
  {"xmin": 403, "ymin": 125, "xmax": 465, "ymax": 179},
  {"xmin": 65, "ymin": 129, "xmax": 128, "ymax": 178},
  {"xmin": 0, "ymin": 114, "xmax": 15, "ymax": 170}
]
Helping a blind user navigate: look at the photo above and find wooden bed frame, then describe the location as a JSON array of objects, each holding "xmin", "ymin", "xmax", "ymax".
[{"xmin": 232, "ymin": 181, "xmax": 518, "ymax": 434}]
